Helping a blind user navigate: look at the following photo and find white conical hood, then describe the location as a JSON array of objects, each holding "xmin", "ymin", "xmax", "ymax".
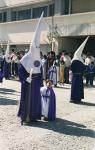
[
  {"xmin": 5, "ymin": 41, "xmax": 10, "ymax": 62},
  {"xmin": 72, "ymin": 36, "xmax": 89, "ymax": 63},
  {"xmin": 30, "ymin": 11, "xmax": 44, "ymax": 50},
  {"xmin": 20, "ymin": 12, "xmax": 44, "ymax": 73}
]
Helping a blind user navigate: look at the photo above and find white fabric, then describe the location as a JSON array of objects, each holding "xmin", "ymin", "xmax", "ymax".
[
  {"xmin": 20, "ymin": 12, "xmax": 44, "ymax": 74},
  {"xmin": 72, "ymin": 36, "xmax": 89, "ymax": 63},
  {"xmin": 82, "ymin": 54, "xmax": 86, "ymax": 60},
  {"xmin": 85, "ymin": 57, "xmax": 91, "ymax": 65},
  {"xmin": 56, "ymin": 66, "xmax": 59, "ymax": 82},
  {"xmin": 40, "ymin": 87, "xmax": 50, "ymax": 118},
  {"xmin": 41, "ymin": 58, "xmax": 46, "ymax": 66},
  {"xmin": 26, "ymin": 68, "xmax": 33, "ymax": 83},
  {"xmin": 41, "ymin": 59, "xmax": 47, "ymax": 79},
  {"xmin": 4, "ymin": 42, "xmax": 11, "ymax": 63},
  {"xmin": 64, "ymin": 55, "xmax": 71, "ymax": 67},
  {"xmin": 26, "ymin": 77, "xmax": 31, "ymax": 83}
]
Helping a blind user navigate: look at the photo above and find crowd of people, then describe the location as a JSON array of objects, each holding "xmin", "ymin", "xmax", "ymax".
[
  {"xmin": 0, "ymin": 49, "xmax": 25, "ymax": 80},
  {"xmin": 0, "ymin": 48, "xmax": 95, "ymax": 88},
  {"xmin": 0, "ymin": 47, "xmax": 95, "ymax": 88}
]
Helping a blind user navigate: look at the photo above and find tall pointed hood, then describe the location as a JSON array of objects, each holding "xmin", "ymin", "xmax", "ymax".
[
  {"xmin": 20, "ymin": 12, "xmax": 44, "ymax": 74},
  {"xmin": 72, "ymin": 36, "xmax": 89, "ymax": 63},
  {"xmin": 5, "ymin": 41, "xmax": 10, "ymax": 62}
]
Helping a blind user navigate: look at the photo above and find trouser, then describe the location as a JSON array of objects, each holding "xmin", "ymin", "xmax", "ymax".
[
  {"xmin": 64, "ymin": 67, "xmax": 69, "ymax": 83},
  {"xmin": 11, "ymin": 62, "xmax": 15, "ymax": 75},
  {"xmin": 86, "ymin": 73, "xmax": 94, "ymax": 85}
]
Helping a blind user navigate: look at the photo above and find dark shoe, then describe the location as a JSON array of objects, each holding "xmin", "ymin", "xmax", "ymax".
[
  {"xmin": 74, "ymin": 101, "xmax": 81, "ymax": 104},
  {"xmin": 30, "ymin": 119, "xmax": 38, "ymax": 123},
  {"xmin": 44, "ymin": 117, "xmax": 48, "ymax": 121}
]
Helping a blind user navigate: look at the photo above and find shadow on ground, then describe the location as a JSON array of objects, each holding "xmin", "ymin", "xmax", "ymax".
[
  {"xmin": 0, "ymin": 87, "xmax": 20, "ymax": 95},
  {"xmin": 79, "ymin": 101, "xmax": 95, "ymax": 106},
  {"xmin": 28, "ymin": 118, "xmax": 95, "ymax": 138},
  {"xmin": 0, "ymin": 97, "xmax": 18, "ymax": 105}
]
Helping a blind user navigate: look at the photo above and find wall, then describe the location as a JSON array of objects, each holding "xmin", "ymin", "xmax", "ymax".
[
  {"xmin": 0, "ymin": 0, "xmax": 52, "ymax": 8},
  {"xmin": 1, "ymin": 12, "xmax": 95, "ymax": 46},
  {"xmin": 72, "ymin": 0, "xmax": 95, "ymax": 14},
  {"xmin": 57, "ymin": 37, "xmax": 80, "ymax": 53}
]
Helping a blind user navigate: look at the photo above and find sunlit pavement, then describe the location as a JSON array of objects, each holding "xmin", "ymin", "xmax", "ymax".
[{"xmin": 0, "ymin": 79, "xmax": 95, "ymax": 150}]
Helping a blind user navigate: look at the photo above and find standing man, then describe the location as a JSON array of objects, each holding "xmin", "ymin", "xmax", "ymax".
[
  {"xmin": 18, "ymin": 12, "xmax": 43, "ymax": 125},
  {"xmin": 3, "ymin": 42, "xmax": 11, "ymax": 79},
  {"xmin": 70, "ymin": 37, "xmax": 89, "ymax": 104},
  {"xmin": 64, "ymin": 52, "xmax": 71, "ymax": 84}
]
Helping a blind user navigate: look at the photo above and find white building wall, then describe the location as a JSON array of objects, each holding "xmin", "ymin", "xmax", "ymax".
[
  {"xmin": 1, "ymin": 0, "xmax": 95, "ymax": 54},
  {"xmin": 72, "ymin": 0, "xmax": 95, "ymax": 14},
  {"xmin": 0, "ymin": 0, "xmax": 52, "ymax": 8},
  {"xmin": 1, "ymin": 12, "xmax": 95, "ymax": 46}
]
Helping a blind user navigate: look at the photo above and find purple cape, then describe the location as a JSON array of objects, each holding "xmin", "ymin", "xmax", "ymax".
[
  {"xmin": 48, "ymin": 88, "xmax": 56, "ymax": 120},
  {"xmin": 41, "ymin": 87, "xmax": 56, "ymax": 120},
  {"xmin": 18, "ymin": 64, "xmax": 43, "ymax": 121}
]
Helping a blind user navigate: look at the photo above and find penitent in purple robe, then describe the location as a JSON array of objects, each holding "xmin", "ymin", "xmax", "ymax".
[
  {"xmin": 40, "ymin": 86, "xmax": 56, "ymax": 121},
  {"xmin": 18, "ymin": 64, "xmax": 42, "ymax": 122},
  {"xmin": 3, "ymin": 58, "xmax": 11, "ymax": 79},
  {"xmin": 71, "ymin": 60, "xmax": 85, "ymax": 103},
  {"xmin": 0, "ymin": 71, "xmax": 3, "ymax": 83}
]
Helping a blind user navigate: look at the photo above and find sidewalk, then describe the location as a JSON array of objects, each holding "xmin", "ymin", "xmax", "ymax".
[
  {"xmin": 0, "ymin": 134, "xmax": 8, "ymax": 150},
  {"xmin": 0, "ymin": 80, "xmax": 95, "ymax": 150}
]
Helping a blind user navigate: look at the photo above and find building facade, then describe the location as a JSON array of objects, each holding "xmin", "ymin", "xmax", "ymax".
[{"xmin": 0, "ymin": 0, "xmax": 95, "ymax": 55}]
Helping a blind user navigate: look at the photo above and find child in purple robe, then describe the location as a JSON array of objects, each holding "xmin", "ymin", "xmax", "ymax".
[{"xmin": 40, "ymin": 80, "xmax": 56, "ymax": 121}]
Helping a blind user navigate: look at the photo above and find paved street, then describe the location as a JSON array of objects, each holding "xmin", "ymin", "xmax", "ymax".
[{"xmin": 0, "ymin": 79, "xmax": 95, "ymax": 150}]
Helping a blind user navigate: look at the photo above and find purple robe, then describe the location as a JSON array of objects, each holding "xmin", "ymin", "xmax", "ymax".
[
  {"xmin": 3, "ymin": 59, "xmax": 11, "ymax": 79},
  {"xmin": 18, "ymin": 64, "xmax": 42, "ymax": 122},
  {"xmin": 71, "ymin": 60, "xmax": 85, "ymax": 103},
  {"xmin": 40, "ymin": 86, "xmax": 56, "ymax": 121},
  {"xmin": 48, "ymin": 66, "xmax": 57, "ymax": 86}
]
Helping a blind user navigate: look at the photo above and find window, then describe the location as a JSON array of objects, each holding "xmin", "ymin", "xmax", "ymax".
[
  {"xmin": 11, "ymin": 45, "xmax": 17, "ymax": 48},
  {"xmin": 3, "ymin": 12, "xmax": 7, "ymax": 22},
  {"xmin": 18, "ymin": 9, "xmax": 31, "ymax": 20},
  {"xmin": 62, "ymin": 0, "xmax": 69, "ymax": 15},
  {"xmin": 49, "ymin": 4, "xmax": 54, "ymax": 16},
  {"xmin": 33, "ymin": 6, "xmax": 48, "ymax": 18},
  {"xmin": 64, "ymin": 0, "xmax": 69, "ymax": 14},
  {"xmin": 0, "ymin": 13, "xmax": 2, "ymax": 22},
  {"xmin": 11, "ymin": 11, "xmax": 17, "ymax": 21}
]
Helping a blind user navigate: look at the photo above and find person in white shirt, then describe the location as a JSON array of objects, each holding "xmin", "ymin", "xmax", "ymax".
[{"xmin": 64, "ymin": 52, "xmax": 71, "ymax": 83}]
